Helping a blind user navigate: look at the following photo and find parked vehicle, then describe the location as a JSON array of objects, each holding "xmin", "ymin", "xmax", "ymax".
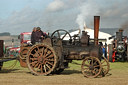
[
  {"xmin": 19, "ymin": 16, "xmax": 109, "ymax": 78},
  {"xmin": 108, "ymin": 29, "xmax": 128, "ymax": 62}
]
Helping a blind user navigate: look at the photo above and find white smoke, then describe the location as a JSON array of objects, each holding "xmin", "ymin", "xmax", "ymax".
[
  {"xmin": 1, "ymin": 0, "xmax": 128, "ymax": 35},
  {"xmin": 76, "ymin": 1, "xmax": 99, "ymax": 33}
]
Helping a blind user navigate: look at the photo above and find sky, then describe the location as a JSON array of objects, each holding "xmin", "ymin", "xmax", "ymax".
[{"xmin": 0, "ymin": 0, "xmax": 128, "ymax": 34}]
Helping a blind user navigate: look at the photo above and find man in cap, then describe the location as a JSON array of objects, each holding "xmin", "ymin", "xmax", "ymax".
[{"xmin": 36, "ymin": 27, "xmax": 47, "ymax": 43}]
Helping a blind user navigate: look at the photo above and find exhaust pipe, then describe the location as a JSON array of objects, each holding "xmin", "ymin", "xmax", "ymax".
[
  {"xmin": 116, "ymin": 29, "xmax": 123, "ymax": 41},
  {"xmin": 94, "ymin": 16, "xmax": 100, "ymax": 46}
]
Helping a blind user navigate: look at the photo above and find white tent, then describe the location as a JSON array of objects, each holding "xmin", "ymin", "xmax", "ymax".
[{"xmin": 61, "ymin": 28, "xmax": 113, "ymax": 45}]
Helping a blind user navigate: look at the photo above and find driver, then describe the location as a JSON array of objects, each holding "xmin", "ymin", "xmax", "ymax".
[{"xmin": 31, "ymin": 27, "xmax": 47, "ymax": 44}]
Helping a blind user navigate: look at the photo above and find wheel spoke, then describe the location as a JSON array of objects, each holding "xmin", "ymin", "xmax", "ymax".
[
  {"xmin": 83, "ymin": 64, "xmax": 90, "ymax": 67},
  {"xmin": 30, "ymin": 54, "xmax": 37, "ymax": 57},
  {"xmin": 34, "ymin": 62, "xmax": 39, "ymax": 68},
  {"xmin": 37, "ymin": 64, "xmax": 41, "ymax": 70},
  {"xmin": 46, "ymin": 51, "xmax": 51, "ymax": 57},
  {"xmin": 46, "ymin": 54, "xmax": 54, "ymax": 59},
  {"xmin": 92, "ymin": 70, "xmax": 96, "ymax": 75},
  {"xmin": 30, "ymin": 61, "xmax": 38, "ymax": 66},
  {"xmin": 40, "ymin": 47, "xmax": 44, "ymax": 56},
  {"xmin": 45, "ymin": 64, "xmax": 51, "ymax": 70},
  {"xmin": 101, "ymin": 60, "xmax": 106, "ymax": 64},
  {"xmin": 44, "ymin": 65, "xmax": 47, "ymax": 73},
  {"xmin": 62, "ymin": 33, "xmax": 67, "ymax": 40},
  {"xmin": 40, "ymin": 64, "xmax": 43, "ymax": 73},
  {"xmin": 30, "ymin": 58, "xmax": 38, "ymax": 61},
  {"xmin": 46, "ymin": 61, "xmax": 53, "ymax": 66},
  {"xmin": 94, "ymin": 65, "xmax": 100, "ymax": 68},
  {"xmin": 93, "ymin": 60, "xmax": 97, "ymax": 65},
  {"xmin": 92, "ymin": 69, "xmax": 98, "ymax": 75},
  {"xmin": 87, "ymin": 59, "xmax": 90, "ymax": 64},
  {"xmin": 45, "ymin": 59, "xmax": 54, "ymax": 62},
  {"xmin": 34, "ymin": 50, "xmax": 39, "ymax": 57},
  {"xmin": 57, "ymin": 31, "xmax": 60, "ymax": 38},
  {"xmin": 91, "ymin": 57, "xmax": 93, "ymax": 66},
  {"xmin": 37, "ymin": 47, "xmax": 40, "ymax": 52},
  {"xmin": 44, "ymin": 48, "xmax": 48, "ymax": 56},
  {"xmin": 83, "ymin": 67, "xmax": 89, "ymax": 71}
]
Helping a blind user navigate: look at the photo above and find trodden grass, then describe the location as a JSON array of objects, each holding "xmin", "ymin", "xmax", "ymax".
[
  {"xmin": 1, "ymin": 60, "xmax": 128, "ymax": 85},
  {"xmin": 2, "ymin": 60, "xmax": 128, "ymax": 73}
]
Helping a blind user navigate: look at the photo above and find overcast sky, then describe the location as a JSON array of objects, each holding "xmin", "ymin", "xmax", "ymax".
[{"xmin": 0, "ymin": 0, "xmax": 128, "ymax": 34}]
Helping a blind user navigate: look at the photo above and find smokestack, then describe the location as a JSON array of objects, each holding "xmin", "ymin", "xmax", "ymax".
[
  {"xmin": 94, "ymin": 16, "xmax": 100, "ymax": 46},
  {"xmin": 116, "ymin": 28, "xmax": 123, "ymax": 41},
  {"xmin": 119, "ymin": 28, "xmax": 123, "ymax": 32}
]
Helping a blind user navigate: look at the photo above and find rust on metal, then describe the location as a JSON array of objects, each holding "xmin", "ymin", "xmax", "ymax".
[
  {"xmin": 94, "ymin": 16, "xmax": 100, "ymax": 46},
  {"xmin": 19, "ymin": 46, "xmax": 31, "ymax": 67},
  {"xmin": 0, "ymin": 40, "xmax": 4, "ymax": 58},
  {"xmin": 26, "ymin": 43, "xmax": 58, "ymax": 76}
]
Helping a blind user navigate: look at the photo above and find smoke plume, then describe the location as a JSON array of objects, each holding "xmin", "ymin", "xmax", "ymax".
[
  {"xmin": 121, "ymin": 21, "xmax": 128, "ymax": 30},
  {"xmin": 76, "ymin": 1, "xmax": 99, "ymax": 32},
  {"xmin": 1, "ymin": 0, "xmax": 128, "ymax": 35}
]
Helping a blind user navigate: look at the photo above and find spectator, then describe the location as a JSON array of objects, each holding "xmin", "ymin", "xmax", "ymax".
[
  {"xmin": 102, "ymin": 45, "xmax": 106, "ymax": 58},
  {"xmin": 31, "ymin": 27, "xmax": 37, "ymax": 44}
]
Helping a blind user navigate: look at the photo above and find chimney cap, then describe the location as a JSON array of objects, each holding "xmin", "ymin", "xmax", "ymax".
[{"xmin": 119, "ymin": 29, "xmax": 123, "ymax": 32}]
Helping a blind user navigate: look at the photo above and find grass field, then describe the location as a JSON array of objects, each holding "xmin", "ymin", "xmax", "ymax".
[{"xmin": 0, "ymin": 60, "xmax": 128, "ymax": 85}]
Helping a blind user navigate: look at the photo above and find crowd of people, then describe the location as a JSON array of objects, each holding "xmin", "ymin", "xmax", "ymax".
[{"xmin": 31, "ymin": 27, "xmax": 47, "ymax": 44}]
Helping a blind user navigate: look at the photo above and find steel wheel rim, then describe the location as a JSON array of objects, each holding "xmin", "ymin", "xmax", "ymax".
[
  {"xmin": 101, "ymin": 56, "xmax": 110, "ymax": 75},
  {"xmin": 81, "ymin": 57, "xmax": 102, "ymax": 78},
  {"xmin": 27, "ymin": 43, "xmax": 57, "ymax": 76}
]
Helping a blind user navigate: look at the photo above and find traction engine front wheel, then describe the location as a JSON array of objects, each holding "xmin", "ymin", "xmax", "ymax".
[{"xmin": 81, "ymin": 57, "xmax": 102, "ymax": 78}]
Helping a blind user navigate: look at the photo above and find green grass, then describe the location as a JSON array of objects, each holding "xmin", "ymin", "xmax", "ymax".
[
  {"xmin": 2, "ymin": 60, "xmax": 128, "ymax": 72},
  {"xmin": 109, "ymin": 62, "xmax": 128, "ymax": 70},
  {"xmin": 2, "ymin": 60, "xmax": 27, "ymax": 71},
  {"xmin": 69, "ymin": 60, "xmax": 128, "ymax": 72}
]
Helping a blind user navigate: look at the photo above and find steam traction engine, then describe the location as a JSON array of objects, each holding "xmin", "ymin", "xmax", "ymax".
[
  {"xmin": 20, "ymin": 16, "xmax": 109, "ymax": 78},
  {"xmin": 108, "ymin": 29, "xmax": 128, "ymax": 62}
]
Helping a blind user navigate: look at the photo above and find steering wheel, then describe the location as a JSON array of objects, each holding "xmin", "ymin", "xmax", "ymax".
[{"xmin": 51, "ymin": 29, "xmax": 72, "ymax": 41}]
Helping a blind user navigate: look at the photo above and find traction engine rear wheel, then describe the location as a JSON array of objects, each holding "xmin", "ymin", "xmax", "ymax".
[
  {"xmin": 26, "ymin": 43, "xmax": 58, "ymax": 76},
  {"xmin": 100, "ymin": 56, "xmax": 110, "ymax": 76},
  {"xmin": 81, "ymin": 57, "xmax": 102, "ymax": 78}
]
